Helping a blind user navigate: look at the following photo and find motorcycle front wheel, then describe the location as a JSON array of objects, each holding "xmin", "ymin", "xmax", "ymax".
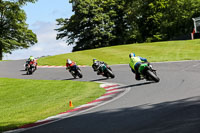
[
  {"xmin": 77, "ymin": 70, "xmax": 83, "ymax": 78},
  {"xmin": 106, "ymin": 69, "xmax": 115, "ymax": 78},
  {"xmin": 146, "ymin": 70, "xmax": 160, "ymax": 82}
]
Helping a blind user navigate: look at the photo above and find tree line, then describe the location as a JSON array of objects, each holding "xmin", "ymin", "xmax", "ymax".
[
  {"xmin": 0, "ymin": 0, "xmax": 200, "ymax": 60},
  {"xmin": 56, "ymin": 0, "xmax": 200, "ymax": 51},
  {"xmin": 0, "ymin": 0, "xmax": 37, "ymax": 60}
]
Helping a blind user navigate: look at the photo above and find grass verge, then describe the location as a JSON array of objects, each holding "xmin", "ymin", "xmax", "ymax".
[
  {"xmin": 38, "ymin": 39, "xmax": 200, "ymax": 66},
  {"xmin": 0, "ymin": 78, "xmax": 105, "ymax": 132}
]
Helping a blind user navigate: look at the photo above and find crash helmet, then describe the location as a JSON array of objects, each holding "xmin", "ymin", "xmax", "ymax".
[
  {"xmin": 129, "ymin": 53, "xmax": 135, "ymax": 58},
  {"xmin": 29, "ymin": 56, "xmax": 34, "ymax": 61},
  {"xmin": 67, "ymin": 59, "xmax": 72, "ymax": 64},
  {"xmin": 93, "ymin": 59, "xmax": 97, "ymax": 63}
]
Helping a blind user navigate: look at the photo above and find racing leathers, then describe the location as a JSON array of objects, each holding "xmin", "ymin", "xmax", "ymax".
[
  {"xmin": 26, "ymin": 57, "xmax": 37, "ymax": 70},
  {"xmin": 66, "ymin": 61, "xmax": 77, "ymax": 72},
  {"xmin": 129, "ymin": 56, "xmax": 148, "ymax": 80},
  {"xmin": 92, "ymin": 61, "xmax": 107, "ymax": 75}
]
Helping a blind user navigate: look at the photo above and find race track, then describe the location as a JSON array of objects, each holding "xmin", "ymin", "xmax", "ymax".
[{"xmin": 1, "ymin": 60, "xmax": 200, "ymax": 133}]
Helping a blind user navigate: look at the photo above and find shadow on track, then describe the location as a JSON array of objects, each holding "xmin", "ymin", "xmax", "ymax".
[
  {"xmin": 21, "ymin": 70, "xmax": 28, "ymax": 75},
  {"xmin": 90, "ymin": 78, "xmax": 109, "ymax": 82},
  {"xmin": 62, "ymin": 78, "xmax": 79, "ymax": 80},
  {"xmin": 120, "ymin": 81, "xmax": 155, "ymax": 89},
  {"xmin": 17, "ymin": 96, "xmax": 200, "ymax": 133}
]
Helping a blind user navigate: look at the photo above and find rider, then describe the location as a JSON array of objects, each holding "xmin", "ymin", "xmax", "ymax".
[
  {"xmin": 27, "ymin": 56, "xmax": 37, "ymax": 69},
  {"xmin": 66, "ymin": 59, "xmax": 77, "ymax": 72},
  {"xmin": 92, "ymin": 59, "xmax": 107, "ymax": 75},
  {"xmin": 129, "ymin": 53, "xmax": 148, "ymax": 80}
]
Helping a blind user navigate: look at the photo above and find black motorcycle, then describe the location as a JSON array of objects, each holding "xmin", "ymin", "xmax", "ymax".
[
  {"xmin": 68, "ymin": 65, "xmax": 83, "ymax": 78},
  {"xmin": 138, "ymin": 63, "xmax": 160, "ymax": 82}
]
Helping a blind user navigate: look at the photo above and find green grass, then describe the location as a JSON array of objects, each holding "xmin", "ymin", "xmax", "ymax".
[
  {"xmin": 38, "ymin": 39, "xmax": 200, "ymax": 66},
  {"xmin": 0, "ymin": 78, "xmax": 105, "ymax": 132}
]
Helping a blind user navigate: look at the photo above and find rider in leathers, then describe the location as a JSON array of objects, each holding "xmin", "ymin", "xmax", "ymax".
[
  {"xmin": 92, "ymin": 59, "xmax": 108, "ymax": 75},
  {"xmin": 129, "ymin": 53, "xmax": 148, "ymax": 80},
  {"xmin": 66, "ymin": 59, "xmax": 77, "ymax": 73},
  {"xmin": 27, "ymin": 56, "xmax": 38, "ymax": 70}
]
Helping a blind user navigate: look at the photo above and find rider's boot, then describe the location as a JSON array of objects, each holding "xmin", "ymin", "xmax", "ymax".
[{"xmin": 135, "ymin": 73, "xmax": 141, "ymax": 80}]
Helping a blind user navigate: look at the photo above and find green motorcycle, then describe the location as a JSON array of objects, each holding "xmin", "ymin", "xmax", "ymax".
[
  {"xmin": 98, "ymin": 63, "xmax": 115, "ymax": 78},
  {"xmin": 138, "ymin": 63, "xmax": 160, "ymax": 82}
]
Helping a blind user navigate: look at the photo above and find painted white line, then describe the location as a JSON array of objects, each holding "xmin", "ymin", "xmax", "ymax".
[
  {"xmin": 105, "ymin": 86, "xmax": 121, "ymax": 91},
  {"xmin": 96, "ymin": 95, "xmax": 114, "ymax": 100},
  {"xmin": 105, "ymin": 89, "xmax": 124, "ymax": 93},
  {"xmin": 42, "ymin": 112, "xmax": 72, "ymax": 121},
  {"xmin": 100, "ymin": 84, "xmax": 118, "ymax": 88},
  {"xmin": 4, "ymin": 128, "xmax": 26, "ymax": 133},
  {"xmin": 76, "ymin": 101, "xmax": 102, "ymax": 108}
]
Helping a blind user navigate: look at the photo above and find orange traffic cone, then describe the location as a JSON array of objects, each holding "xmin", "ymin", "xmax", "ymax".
[{"xmin": 69, "ymin": 100, "xmax": 73, "ymax": 107}]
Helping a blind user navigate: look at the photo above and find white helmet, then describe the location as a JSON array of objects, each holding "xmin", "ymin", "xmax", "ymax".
[{"xmin": 67, "ymin": 59, "xmax": 72, "ymax": 64}]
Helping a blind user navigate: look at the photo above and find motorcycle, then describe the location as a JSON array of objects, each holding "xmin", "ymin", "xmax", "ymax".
[
  {"xmin": 24, "ymin": 61, "xmax": 29, "ymax": 71},
  {"xmin": 26, "ymin": 61, "xmax": 36, "ymax": 75},
  {"xmin": 138, "ymin": 63, "xmax": 160, "ymax": 82},
  {"xmin": 97, "ymin": 63, "xmax": 115, "ymax": 78},
  {"xmin": 68, "ymin": 65, "xmax": 83, "ymax": 78}
]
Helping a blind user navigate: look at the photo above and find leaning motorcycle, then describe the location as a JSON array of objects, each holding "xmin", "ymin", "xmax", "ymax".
[
  {"xmin": 26, "ymin": 61, "xmax": 36, "ymax": 75},
  {"xmin": 138, "ymin": 63, "xmax": 160, "ymax": 82},
  {"xmin": 97, "ymin": 63, "xmax": 115, "ymax": 78},
  {"xmin": 69, "ymin": 65, "xmax": 83, "ymax": 78},
  {"xmin": 24, "ymin": 61, "xmax": 29, "ymax": 71}
]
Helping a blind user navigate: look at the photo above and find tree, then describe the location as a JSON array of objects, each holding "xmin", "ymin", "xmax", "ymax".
[
  {"xmin": 56, "ymin": 0, "xmax": 128, "ymax": 51},
  {"xmin": 0, "ymin": 0, "xmax": 38, "ymax": 60},
  {"xmin": 126, "ymin": 0, "xmax": 200, "ymax": 42},
  {"xmin": 57, "ymin": 0, "xmax": 200, "ymax": 52},
  {"xmin": 159, "ymin": 0, "xmax": 200, "ymax": 40}
]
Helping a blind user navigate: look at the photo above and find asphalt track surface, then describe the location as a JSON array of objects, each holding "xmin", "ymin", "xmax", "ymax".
[{"xmin": 1, "ymin": 60, "xmax": 200, "ymax": 133}]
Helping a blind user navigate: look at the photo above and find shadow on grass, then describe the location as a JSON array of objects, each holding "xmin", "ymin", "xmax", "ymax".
[{"xmin": 17, "ymin": 96, "xmax": 200, "ymax": 133}]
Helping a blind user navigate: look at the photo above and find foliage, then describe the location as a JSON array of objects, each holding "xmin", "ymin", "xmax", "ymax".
[
  {"xmin": 126, "ymin": 0, "xmax": 200, "ymax": 42},
  {"xmin": 56, "ymin": 0, "xmax": 128, "ymax": 51},
  {"xmin": 0, "ymin": 0, "xmax": 38, "ymax": 60},
  {"xmin": 56, "ymin": 0, "xmax": 200, "ymax": 51}
]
